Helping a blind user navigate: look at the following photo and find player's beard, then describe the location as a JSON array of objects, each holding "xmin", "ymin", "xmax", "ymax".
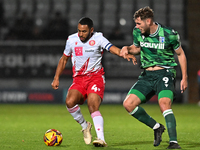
[
  {"xmin": 80, "ymin": 31, "xmax": 92, "ymax": 43},
  {"xmin": 142, "ymin": 27, "xmax": 150, "ymax": 36}
]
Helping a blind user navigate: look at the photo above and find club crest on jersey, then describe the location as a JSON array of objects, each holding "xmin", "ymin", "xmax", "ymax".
[
  {"xmin": 159, "ymin": 37, "xmax": 165, "ymax": 43},
  {"xmin": 142, "ymin": 35, "xmax": 145, "ymax": 40},
  {"xmin": 75, "ymin": 42, "xmax": 78, "ymax": 45},
  {"xmin": 89, "ymin": 40, "xmax": 95, "ymax": 46}
]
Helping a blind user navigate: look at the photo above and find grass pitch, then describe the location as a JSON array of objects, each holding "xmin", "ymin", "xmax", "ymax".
[{"xmin": 0, "ymin": 103, "xmax": 200, "ymax": 150}]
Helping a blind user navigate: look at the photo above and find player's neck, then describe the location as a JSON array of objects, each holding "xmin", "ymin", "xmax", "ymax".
[{"xmin": 150, "ymin": 22, "xmax": 158, "ymax": 35}]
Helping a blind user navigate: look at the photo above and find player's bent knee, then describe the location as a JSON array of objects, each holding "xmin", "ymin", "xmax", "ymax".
[
  {"xmin": 159, "ymin": 98, "xmax": 172, "ymax": 107},
  {"xmin": 123, "ymin": 99, "xmax": 129, "ymax": 109},
  {"xmin": 123, "ymin": 98, "xmax": 136, "ymax": 111},
  {"xmin": 65, "ymin": 99, "xmax": 76, "ymax": 108}
]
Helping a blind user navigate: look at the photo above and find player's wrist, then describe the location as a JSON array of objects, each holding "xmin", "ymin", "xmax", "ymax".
[
  {"xmin": 182, "ymin": 75, "xmax": 188, "ymax": 80},
  {"xmin": 54, "ymin": 76, "xmax": 60, "ymax": 81}
]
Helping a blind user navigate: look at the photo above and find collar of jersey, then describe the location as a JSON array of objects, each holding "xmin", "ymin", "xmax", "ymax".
[{"xmin": 149, "ymin": 22, "xmax": 160, "ymax": 37}]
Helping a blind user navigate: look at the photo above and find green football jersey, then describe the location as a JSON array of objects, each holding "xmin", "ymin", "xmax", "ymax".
[{"xmin": 133, "ymin": 23, "xmax": 180, "ymax": 69}]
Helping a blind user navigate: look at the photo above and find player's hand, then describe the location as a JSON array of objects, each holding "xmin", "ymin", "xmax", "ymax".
[
  {"xmin": 51, "ymin": 79, "xmax": 59, "ymax": 90},
  {"xmin": 120, "ymin": 46, "xmax": 129, "ymax": 59},
  {"xmin": 120, "ymin": 46, "xmax": 137, "ymax": 65},
  {"xmin": 180, "ymin": 78, "xmax": 187, "ymax": 93},
  {"xmin": 126, "ymin": 54, "xmax": 137, "ymax": 65}
]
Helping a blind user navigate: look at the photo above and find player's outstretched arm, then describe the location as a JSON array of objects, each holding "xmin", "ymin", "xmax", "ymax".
[
  {"xmin": 120, "ymin": 46, "xmax": 129, "ymax": 60},
  {"xmin": 120, "ymin": 45, "xmax": 140, "ymax": 64},
  {"xmin": 127, "ymin": 44, "xmax": 141, "ymax": 55},
  {"xmin": 109, "ymin": 45, "xmax": 137, "ymax": 64},
  {"xmin": 175, "ymin": 46, "xmax": 188, "ymax": 93},
  {"xmin": 51, "ymin": 54, "xmax": 69, "ymax": 90}
]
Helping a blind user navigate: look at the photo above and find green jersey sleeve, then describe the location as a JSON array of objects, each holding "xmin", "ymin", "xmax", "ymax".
[{"xmin": 169, "ymin": 30, "xmax": 181, "ymax": 50}]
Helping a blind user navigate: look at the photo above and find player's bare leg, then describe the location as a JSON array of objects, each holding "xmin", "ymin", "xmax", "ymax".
[
  {"xmin": 87, "ymin": 93, "xmax": 107, "ymax": 147},
  {"xmin": 66, "ymin": 89, "xmax": 92, "ymax": 144}
]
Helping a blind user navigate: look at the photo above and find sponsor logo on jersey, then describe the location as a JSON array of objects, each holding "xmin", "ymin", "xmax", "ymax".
[
  {"xmin": 140, "ymin": 42, "xmax": 165, "ymax": 49},
  {"xmin": 75, "ymin": 47, "xmax": 83, "ymax": 56},
  {"xmin": 85, "ymin": 50, "xmax": 94, "ymax": 52},
  {"xmin": 89, "ymin": 40, "xmax": 95, "ymax": 46}
]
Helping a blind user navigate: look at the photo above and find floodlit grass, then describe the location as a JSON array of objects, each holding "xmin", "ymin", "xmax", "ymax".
[{"xmin": 0, "ymin": 103, "xmax": 200, "ymax": 150}]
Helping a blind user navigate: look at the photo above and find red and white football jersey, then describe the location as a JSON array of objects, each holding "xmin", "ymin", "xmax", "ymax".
[{"xmin": 63, "ymin": 32, "xmax": 113, "ymax": 77}]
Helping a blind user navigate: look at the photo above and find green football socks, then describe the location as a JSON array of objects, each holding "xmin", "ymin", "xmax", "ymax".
[
  {"xmin": 130, "ymin": 107, "xmax": 178, "ymax": 142},
  {"xmin": 130, "ymin": 106, "xmax": 157, "ymax": 128},
  {"xmin": 163, "ymin": 109, "xmax": 177, "ymax": 142}
]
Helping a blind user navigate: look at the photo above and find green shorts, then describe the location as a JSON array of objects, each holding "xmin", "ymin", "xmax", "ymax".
[{"xmin": 128, "ymin": 68, "xmax": 176, "ymax": 103}]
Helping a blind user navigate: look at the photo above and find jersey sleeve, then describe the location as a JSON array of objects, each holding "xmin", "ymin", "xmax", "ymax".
[
  {"xmin": 97, "ymin": 33, "xmax": 113, "ymax": 51},
  {"xmin": 169, "ymin": 30, "xmax": 181, "ymax": 50},
  {"xmin": 63, "ymin": 37, "xmax": 71, "ymax": 57},
  {"xmin": 133, "ymin": 27, "xmax": 140, "ymax": 47}
]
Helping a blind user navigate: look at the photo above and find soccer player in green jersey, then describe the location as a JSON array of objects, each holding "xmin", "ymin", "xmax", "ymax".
[{"xmin": 120, "ymin": 6, "xmax": 187, "ymax": 149}]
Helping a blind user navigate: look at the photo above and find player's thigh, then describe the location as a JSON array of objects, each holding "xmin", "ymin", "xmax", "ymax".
[
  {"xmin": 128, "ymin": 79, "xmax": 155, "ymax": 103},
  {"xmin": 66, "ymin": 89, "xmax": 85, "ymax": 107},
  {"xmin": 87, "ymin": 74, "xmax": 105, "ymax": 100},
  {"xmin": 156, "ymin": 70, "xmax": 176, "ymax": 101}
]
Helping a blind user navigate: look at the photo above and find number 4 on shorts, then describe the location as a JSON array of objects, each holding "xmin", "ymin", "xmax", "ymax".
[{"xmin": 91, "ymin": 84, "xmax": 100, "ymax": 92}]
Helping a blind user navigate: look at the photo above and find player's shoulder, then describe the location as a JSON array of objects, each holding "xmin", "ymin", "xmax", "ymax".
[
  {"xmin": 92, "ymin": 32, "xmax": 108, "ymax": 42},
  {"xmin": 67, "ymin": 33, "xmax": 78, "ymax": 40},
  {"xmin": 65, "ymin": 33, "xmax": 78, "ymax": 44},
  {"xmin": 93, "ymin": 32, "xmax": 104, "ymax": 38},
  {"xmin": 159, "ymin": 23, "xmax": 178, "ymax": 35}
]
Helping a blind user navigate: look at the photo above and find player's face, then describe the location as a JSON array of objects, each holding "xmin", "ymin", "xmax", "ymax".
[
  {"xmin": 135, "ymin": 17, "xmax": 150, "ymax": 35},
  {"xmin": 78, "ymin": 23, "xmax": 94, "ymax": 42}
]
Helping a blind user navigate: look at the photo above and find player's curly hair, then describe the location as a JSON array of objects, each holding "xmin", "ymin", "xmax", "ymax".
[
  {"xmin": 78, "ymin": 17, "xmax": 94, "ymax": 29},
  {"xmin": 134, "ymin": 6, "xmax": 154, "ymax": 21}
]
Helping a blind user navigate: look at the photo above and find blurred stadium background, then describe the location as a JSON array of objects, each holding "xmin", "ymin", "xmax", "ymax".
[{"xmin": 0, "ymin": 0, "xmax": 199, "ymax": 104}]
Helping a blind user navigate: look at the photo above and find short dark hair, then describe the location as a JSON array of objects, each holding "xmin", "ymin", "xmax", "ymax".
[
  {"xmin": 134, "ymin": 6, "xmax": 154, "ymax": 21},
  {"xmin": 78, "ymin": 17, "xmax": 93, "ymax": 29}
]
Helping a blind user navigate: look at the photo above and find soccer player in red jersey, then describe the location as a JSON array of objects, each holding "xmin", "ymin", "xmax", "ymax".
[{"xmin": 51, "ymin": 17, "xmax": 136, "ymax": 147}]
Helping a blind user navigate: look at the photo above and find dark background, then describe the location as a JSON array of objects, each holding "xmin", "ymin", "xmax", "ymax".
[{"xmin": 0, "ymin": 0, "xmax": 199, "ymax": 103}]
